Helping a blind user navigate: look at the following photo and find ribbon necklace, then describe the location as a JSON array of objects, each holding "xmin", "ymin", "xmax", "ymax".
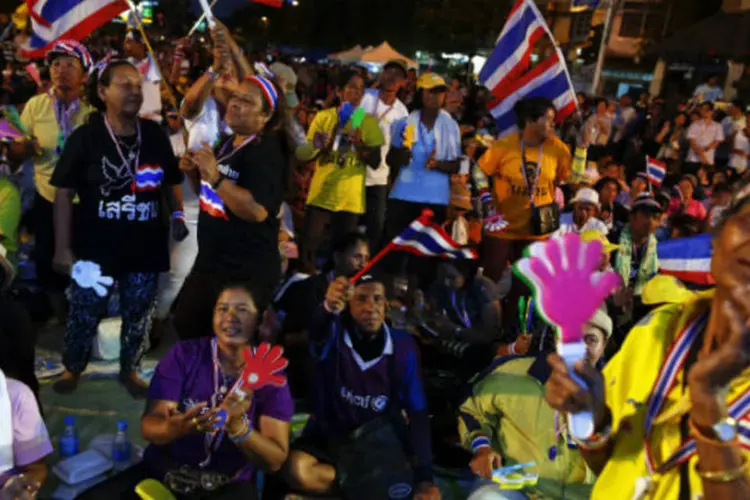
[
  {"xmin": 634, "ymin": 312, "xmax": 750, "ymax": 498},
  {"xmin": 216, "ymin": 134, "xmax": 257, "ymax": 164},
  {"xmin": 450, "ymin": 291, "xmax": 471, "ymax": 329},
  {"xmin": 49, "ymin": 90, "xmax": 80, "ymax": 156},
  {"xmin": 199, "ymin": 338, "xmax": 245, "ymax": 468},
  {"xmin": 103, "ymin": 116, "xmax": 141, "ymax": 194},
  {"xmin": 418, "ymin": 113, "xmax": 437, "ymax": 158},
  {"xmin": 370, "ymin": 91, "xmax": 395, "ymax": 123}
]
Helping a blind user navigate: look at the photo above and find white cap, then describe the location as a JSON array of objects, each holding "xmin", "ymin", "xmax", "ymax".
[{"xmin": 571, "ymin": 187, "xmax": 600, "ymax": 208}]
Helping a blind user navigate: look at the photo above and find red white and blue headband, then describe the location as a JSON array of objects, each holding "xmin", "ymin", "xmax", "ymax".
[
  {"xmin": 45, "ymin": 40, "xmax": 93, "ymax": 72},
  {"xmin": 246, "ymin": 75, "xmax": 279, "ymax": 112}
]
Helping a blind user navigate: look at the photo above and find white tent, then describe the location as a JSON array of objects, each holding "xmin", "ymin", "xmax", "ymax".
[
  {"xmin": 360, "ymin": 42, "xmax": 417, "ymax": 68},
  {"xmin": 329, "ymin": 45, "xmax": 367, "ymax": 63}
]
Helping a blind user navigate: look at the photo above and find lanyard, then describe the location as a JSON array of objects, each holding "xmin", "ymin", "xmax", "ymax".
[
  {"xmin": 200, "ymin": 338, "xmax": 244, "ymax": 468},
  {"xmin": 103, "ymin": 116, "xmax": 141, "ymax": 181},
  {"xmin": 642, "ymin": 313, "xmax": 709, "ymax": 475},
  {"xmin": 519, "ymin": 139, "xmax": 544, "ymax": 207},
  {"xmin": 418, "ymin": 114, "xmax": 436, "ymax": 157},
  {"xmin": 450, "ymin": 291, "xmax": 471, "ymax": 329},
  {"xmin": 371, "ymin": 92, "xmax": 394, "ymax": 123},
  {"xmin": 49, "ymin": 90, "xmax": 80, "ymax": 156},
  {"xmin": 216, "ymin": 134, "xmax": 256, "ymax": 164}
]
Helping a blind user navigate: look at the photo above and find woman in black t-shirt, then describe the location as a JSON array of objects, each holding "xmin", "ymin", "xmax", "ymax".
[
  {"xmin": 172, "ymin": 75, "xmax": 287, "ymax": 340},
  {"xmin": 50, "ymin": 60, "xmax": 182, "ymax": 397}
]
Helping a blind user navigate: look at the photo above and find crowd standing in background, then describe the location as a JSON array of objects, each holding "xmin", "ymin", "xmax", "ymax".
[{"xmin": 0, "ymin": 11, "xmax": 749, "ymax": 500}]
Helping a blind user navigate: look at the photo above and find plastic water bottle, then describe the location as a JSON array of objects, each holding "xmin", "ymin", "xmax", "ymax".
[
  {"xmin": 112, "ymin": 421, "xmax": 131, "ymax": 471},
  {"xmin": 59, "ymin": 415, "xmax": 79, "ymax": 458}
]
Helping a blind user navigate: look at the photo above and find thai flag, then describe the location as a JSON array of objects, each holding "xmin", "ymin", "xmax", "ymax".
[
  {"xmin": 134, "ymin": 164, "xmax": 163, "ymax": 192},
  {"xmin": 658, "ymin": 233, "xmax": 715, "ymax": 285},
  {"xmin": 479, "ymin": 0, "xmax": 577, "ymax": 138},
  {"xmin": 199, "ymin": 180, "xmax": 229, "ymax": 220},
  {"xmin": 21, "ymin": 0, "xmax": 128, "ymax": 58},
  {"xmin": 390, "ymin": 210, "xmax": 477, "ymax": 260},
  {"xmin": 646, "ymin": 156, "xmax": 667, "ymax": 188}
]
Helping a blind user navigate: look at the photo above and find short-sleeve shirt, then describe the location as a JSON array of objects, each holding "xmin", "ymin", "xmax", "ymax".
[
  {"xmin": 20, "ymin": 95, "xmax": 94, "ymax": 202},
  {"xmin": 143, "ymin": 338, "xmax": 294, "ymax": 480},
  {"xmin": 478, "ymin": 133, "xmax": 571, "ymax": 240},
  {"xmin": 358, "ymin": 89, "xmax": 409, "ymax": 187},
  {"xmin": 300, "ymin": 107, "xmax": 384, "ymax": 214},
  {"xmin": 7, "ymin": 378, "xmax": 53, "ymax": 467},
  {"xmin": 686, "ymin": 120, "xmax": 724, "ymax": 165},
  {"xmin": 50, "ymin": 115, "xmax": 181, "ymax": 276},
  {"xmin": 194, "ymin": 133, "xmax": 285, "ymax": 277}
]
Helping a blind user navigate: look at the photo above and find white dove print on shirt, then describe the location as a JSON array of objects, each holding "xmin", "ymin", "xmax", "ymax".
[{"xmin": 100, "ymin": 156, "xmax": 133, "ymax": 197}]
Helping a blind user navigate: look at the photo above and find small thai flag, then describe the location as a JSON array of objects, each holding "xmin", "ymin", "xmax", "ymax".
[
  {"xmin": 658, "ymin": 233, "xmax": 714, "ymax": 285},
  {"xmin": 134, "ymin": 164, "xmax": 164, "ymax": 192},
  {"xmin": 391, "ymin": 210, "xmax": 478, "ymax": 260},
  {"xmin": 199, "ymin": 180, "xmax": 229, "ymax": 220},
  {"xmin": 646, "ymin": 156, "xmax": 667, "ymax": 188}
]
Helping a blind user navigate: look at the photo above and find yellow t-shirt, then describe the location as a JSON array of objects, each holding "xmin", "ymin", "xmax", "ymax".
[
  {"xmin": 21, "ymin": 93, "xmax": 95, "ymax": 203},
  {"xmin": 478, "ymin": 133, "xmax": 571, "ymax": 240},
  {"xmin": 594, "ymin": 289, "xmax": 750, "ymax": 500},
  {"xmin": 297, "ymin": 107, "xmax": 384, "ymax": 214}
]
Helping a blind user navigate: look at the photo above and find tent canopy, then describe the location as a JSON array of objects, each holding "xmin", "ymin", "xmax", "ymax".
[
  {"xmin": 329, "ymin": 45, "xmax": 367, "ymax": 63},
  {"xmin": 360, "ymin": 42, "xmax": 417, "ymax": 68}
]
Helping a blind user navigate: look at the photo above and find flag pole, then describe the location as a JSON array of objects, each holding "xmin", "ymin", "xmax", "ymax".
[
  {"xmin": 525, "ymin": 0, "xmax": 581, "ymax": 117},
  {"xmin": 188, "ymin": 0, "xmax": 221, "ymax": 36},
  {"xmin": 591, "ymin": 0, "xmax": 617, "ymax": 95},
  {"xmin": 124, "ymin": 0, "xmax": 179, "ymax": 110}
]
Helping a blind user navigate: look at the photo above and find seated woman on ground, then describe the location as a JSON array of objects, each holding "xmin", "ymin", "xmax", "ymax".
[{"xmin": 78, "ymin": 284, "xmax": 294, "ymax": 499}]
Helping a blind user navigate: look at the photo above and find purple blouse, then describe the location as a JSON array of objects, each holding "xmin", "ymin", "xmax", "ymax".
[{"xmin": 142, "ymin": 338, "xmax": 294, "ymax": 481}]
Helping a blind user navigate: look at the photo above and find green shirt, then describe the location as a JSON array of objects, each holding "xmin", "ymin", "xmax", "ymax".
[{"xmin": 0, "ymin": 177, "xmax": 21, "ymax": 263}]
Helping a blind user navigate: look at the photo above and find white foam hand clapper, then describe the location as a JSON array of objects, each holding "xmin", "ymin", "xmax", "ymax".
[{"xmin": 71, "ymin": 261, "xmax": 114, "ymax": 298}]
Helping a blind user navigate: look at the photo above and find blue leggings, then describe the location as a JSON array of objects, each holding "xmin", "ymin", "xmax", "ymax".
[{"xmin": 64, "ymin": 272, "xmax": 158, "ymax": 374}]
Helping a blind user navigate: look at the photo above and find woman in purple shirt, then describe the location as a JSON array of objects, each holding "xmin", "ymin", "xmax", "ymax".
[{"xmin": 78, "ymin": 284, "xmax": 294, "ymax": 499}]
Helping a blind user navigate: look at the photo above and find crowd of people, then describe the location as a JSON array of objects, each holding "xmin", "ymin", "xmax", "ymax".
[{"xmin": 0, "ymin": 14, "xmax": 749, "ymax": 500}]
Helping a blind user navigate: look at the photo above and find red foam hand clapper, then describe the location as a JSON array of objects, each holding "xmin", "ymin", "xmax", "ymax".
[
  {"xmin": 240, "ymin": 342, "xmax": 288, "ymax": 391},
  {"xmin": 514, "ymin": 234, "xmax": 620, "ymax": 343}
]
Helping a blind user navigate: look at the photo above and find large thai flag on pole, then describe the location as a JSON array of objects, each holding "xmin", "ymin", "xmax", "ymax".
[
  {"xmin": 658, "ymin": 233, "xmax": 715, "ymax": 285},
  {"xmin": 21, "ymin": 0, "xmax": 128, "ymax": 58},
  {"xmin": 350, "ymin": 209, "xmax": 477, "ymax": 283},
  {"xmin": 646, "ymin": 156, "xmax": 667, "ymax": 188},
  {"xmin": 479, "ymin": 0, "xmax": 578, "ymax": 138}
]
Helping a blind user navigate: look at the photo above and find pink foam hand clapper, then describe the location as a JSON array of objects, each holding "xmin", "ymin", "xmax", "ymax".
[
  {"xmin": 236, "ymin": 342, "xmax": 288, "ymax": 396},
  {"xmin": 514, "ymin": 233, "xmax": 620, "ymax": 439}
]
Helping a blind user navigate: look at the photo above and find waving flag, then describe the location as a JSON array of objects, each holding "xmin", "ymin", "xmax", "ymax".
[
  {"xmin": 22, "ymin": 0, "xmax": 128, "ymax": 58},
  {"xmin": 199, "ymin": 180, "xmax": 229, "ymax": 220},
  {"xmin": 658, "ymin": 233, "xmax": 714, "ymax": 285},
  {"xmin": 479, "ymin": 0, "xmax": 577, "ymax": 138},
  {"xmin": 646, "ymin": 156, "xmax": 667, "ymax": 188},
  {"xmin": 391, "ymin": 210, "xmax": 477, "ymax": 260}
]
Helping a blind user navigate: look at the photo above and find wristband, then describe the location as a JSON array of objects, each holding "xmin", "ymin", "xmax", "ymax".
[
  {"xmin": 229, "ymin": 424, "xmax": 253, "ymax": 443},
  {"xmin": 509, "ymin": 341, "xmax": 517, "ymax": 355},
  {"xmin": 323, "ymin": 301, "xmax": 342, "ymax": 315},
  {"xmin": 572, "ymin": 424, "xmax": 612, "ymax": 451},
  {"xmin": 172, "ymin": 210, "xmax": 185, "ymax": 220},
  {"xmin": 479, "ymin": 189, "xmax": 492, "ymax": 205},
  {"xmin": 212, "ymin": 175, "xmax": 225, "ymax": 190},
  {"xmin": 207, "ymin": 66, "xmax": 218, "ymax": 81},
  {"xmin": 471, "ymin": 435, "xmax": 491, "ymax": 453}
]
